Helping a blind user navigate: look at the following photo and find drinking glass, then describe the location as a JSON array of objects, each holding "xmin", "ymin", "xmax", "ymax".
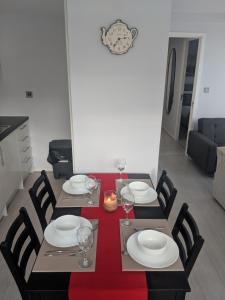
[
  {"xmin": 115, "ymin": 158, "xmax": 126, "ymax": 181},
  {"xmin": 77, "ymin": 226, "xmax": 93, "ymax": 268},
  {"xmin": 85, "ymin": 175, "xmax": 98, "ymax": 205},
  {"xmin": 121, "ymin": 188, "xmax": 134, "ymax": 226}
]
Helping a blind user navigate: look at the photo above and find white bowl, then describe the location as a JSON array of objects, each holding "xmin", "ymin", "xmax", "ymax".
[
  {"xmin": 53, "ymin": 215, "xmax": 80, "ymax": 239},
  {"xmin": 137, "ymin": 230, "xmax": 167, "ymax": 256},
  {"xmin": 129, "ymin": 181, "xmax": 150, "ymax": 197},
  {"xmin": 69, "ymin": 175, "xmax": 87, "ymax": 189}
]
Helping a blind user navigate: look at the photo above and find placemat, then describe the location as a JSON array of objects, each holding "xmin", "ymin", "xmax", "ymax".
[
  {"xmin": 120, "ymin": 219, "xmax": 184, "ymax": 272},
  {"xmin": 56, "ymin": 182, "xmax": 101, "ymax": 208},
  {"xmin": 116, "ymin": 179, "xmax": 159, "ymax": 207},
  {"xmin": 33, "ymin": 219, "xmax": 98, "ymax": 273}
]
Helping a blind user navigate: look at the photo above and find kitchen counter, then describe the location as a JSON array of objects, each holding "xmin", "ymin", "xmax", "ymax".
[{"xmin": 0, "ymin": 116, "xmax": 29, "ymax": 141}]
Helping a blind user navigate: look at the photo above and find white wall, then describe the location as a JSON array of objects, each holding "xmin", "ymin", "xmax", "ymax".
[
  {"xmin": 171, "ymin": 0, "xmax": 225, "ymax": 126},
  {"xmin": 2, "ymin": 0, "xmax": 222, "ymax": 175},
  {"xmin": 0, "ymin": 0, "xmax": 71, "ymax": 170},
  {"xmin": 162, "ymin": 38, "xmax": 187, "ymax": 139},
  {"xmin": 65, "ymin": 0, "xmax": 172, "ymax": 184}
]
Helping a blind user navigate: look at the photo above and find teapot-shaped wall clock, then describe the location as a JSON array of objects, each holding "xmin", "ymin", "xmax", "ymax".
[{"xmin": 101, "ymin": 19, "xmax": 138, "ymax": 55}]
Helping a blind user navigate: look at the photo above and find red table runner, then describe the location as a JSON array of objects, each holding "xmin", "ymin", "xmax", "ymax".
[{"xmin": 68, "ymin": 173, "xmax": 148, "ymax": 300}]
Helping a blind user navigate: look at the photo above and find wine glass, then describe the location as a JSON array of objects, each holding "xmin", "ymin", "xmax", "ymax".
[
  {"xmin": 121, "ymin": 187, "xmax": 134, "ymax": 226},
  {"xmin": 115, "ymin": 158, "xmax": 126, "ymax": 181},
  {"xmin": 77, "ymin": 226, "xmax": 93, "ymax": 268},
  {"xmin": 85, "ymin": 175, "xmax": 98, "ymax": 205}
]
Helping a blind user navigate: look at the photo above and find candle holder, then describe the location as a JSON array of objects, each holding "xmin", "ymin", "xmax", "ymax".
[{"xmin": 103, "ymin": 190, "xmax": 118, "ymax": 212}]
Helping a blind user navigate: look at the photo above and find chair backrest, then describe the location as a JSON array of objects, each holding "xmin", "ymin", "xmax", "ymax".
[
  {"xmin": 156, "ymin": 170, "xmax": 177, "ymax": 219},
  {"xmin": 172, "ymin": 203, "xmax": 204, "ymax": 277},
  {"xmin": 0, "ymin": 208, "xmax": 40, "ymax": 300},
  {"xmin": 29, "ymin": 170, "xmax": 56, "ymax": 231}
]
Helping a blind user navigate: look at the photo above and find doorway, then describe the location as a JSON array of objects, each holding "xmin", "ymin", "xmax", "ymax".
[
  {"xmin": 179, "ymin": 39, "xmax": 199, "ymax": 147},
  {"xmin": 160, "ymin": 32, "xmax": 205, "ymax": 154}
]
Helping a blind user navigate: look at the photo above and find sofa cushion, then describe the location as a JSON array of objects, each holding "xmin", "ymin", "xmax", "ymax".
[
  {"xmin": 198, "ymin": 118, "xmax": 225, "ymax": 145},
  {"xmin": 215, "ymin": 125, "xmax": 225, "ymax": 146}
]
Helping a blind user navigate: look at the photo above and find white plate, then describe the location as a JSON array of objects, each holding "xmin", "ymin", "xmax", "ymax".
[
  {"xmin": 62, "ymin": 178, "xmax": 96, "ymax": 195},
  {"xmin": 120, "ymin": 186, "xmax": 157, "ymax": 204},
  {"xmin": 127, "ymin": 231, "xmax": 179, "ymax": 268},
  {"xmin": 44, "ymin": 216, "xmax": 92, "ymax": 248}
]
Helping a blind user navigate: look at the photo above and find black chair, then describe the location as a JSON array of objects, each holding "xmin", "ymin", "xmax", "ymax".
[
  {"xmin": 134, "ymin": 171, "xmax": 177, "ymax": 219},
  {"xmin": 172, "ymin": 203, "xmax": 204, "ymax": 277},
  {"xmin": 156, "ymin": 170, "xmax": 177, "ymax": 219},
  {"xmin": 29, "ymin": 170, "xmax": 56, "ymax": 231},
  {"xmin": 0, "ymin": 207, "xmax": 40, "ymax": 300}
]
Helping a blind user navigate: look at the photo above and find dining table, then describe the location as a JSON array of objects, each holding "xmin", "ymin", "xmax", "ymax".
[{"xmin": 26, "ymin": 173, "xmax": 190, "ymax": 300}]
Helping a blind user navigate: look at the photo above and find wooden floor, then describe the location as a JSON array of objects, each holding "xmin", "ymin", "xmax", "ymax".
[
  {"xmin": 159, "ymin": 131, "xmax": 225, "ymax": 300},
  {"xmin": 0, "ymin": 130, "xmax": 225, "ymax": 299},
  {"xmin": 0, "ymin": 173, "xmax": 64, "ymax": 300}
]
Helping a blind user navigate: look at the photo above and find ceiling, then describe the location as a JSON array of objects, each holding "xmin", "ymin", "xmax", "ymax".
[
  {"xmin": 1, "ymin": 0, "xmax": 225, "ymax": 17},
  {"xmin": 172, "ymin": 0, "xmax": 225, "ymax": 14}
]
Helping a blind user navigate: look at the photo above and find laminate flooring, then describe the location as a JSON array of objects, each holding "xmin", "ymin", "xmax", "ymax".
[
  {"xmin": 0, "ymin": 131, "xmax": 224, "ymax": 299},
  {"xmin": 159, "ymin": 130, "xmax": 225, "ymax": 300}
]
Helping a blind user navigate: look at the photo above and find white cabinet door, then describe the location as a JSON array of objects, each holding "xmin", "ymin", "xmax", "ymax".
[
  {"xmin": 17, "ymin": 121, "xmax": 32, "ymax": 181},
  {"xmin": 0, "ymin": 131, "xmax": 21, "ymax": 214},
  {"xmin": 0, "ymin": 144, "xmax": 5, "ymax": 213}
]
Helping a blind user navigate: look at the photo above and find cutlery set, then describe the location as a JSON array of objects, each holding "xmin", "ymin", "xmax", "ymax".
[{"xmin": 45, "ymin": 224, "xmax": 164, "ymax": 257}]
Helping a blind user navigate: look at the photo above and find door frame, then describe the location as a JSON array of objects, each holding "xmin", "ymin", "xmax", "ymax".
[
  {"xmin": 174, "ymin": 38, "xmax": 189, "ymax": 141},
  {"xmin": 168, "ymin": 32, "xmax": 206, "ymax": 154}
]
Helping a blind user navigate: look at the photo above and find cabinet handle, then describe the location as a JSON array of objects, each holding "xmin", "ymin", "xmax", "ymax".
[
  {"xmin": 23, "ymin": 156, "xmax": 31, "ymax": 164},
  {"xmin": 20, "ymin": 124, "xmax": 27, "ymax": 130},
  {"xmin": 23, "ymin": 146, "xmax": 30, "ymax": 153},
  {"xmin": 21, "ymin": 136, "xmax": 29, "ymax": 142},
  {"xmin": 0, "ymin": 146, "xmax": 4, "ymax": 166}
]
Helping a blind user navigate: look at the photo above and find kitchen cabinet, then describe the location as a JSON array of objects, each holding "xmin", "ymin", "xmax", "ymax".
[
  {"xmin": 0, "ymin": 130, "xmax": 21, "ymax": 216},
  {"xmin": 0, "ymin": 118, "xmax": 32, "ymax": 218},
  {"xmin": 17, "ymin": 121, "xmax": 32, "ymax": 180},
  {"xmin": 0, "ymin": 147, "xmax": 6, "ymax": 215}
]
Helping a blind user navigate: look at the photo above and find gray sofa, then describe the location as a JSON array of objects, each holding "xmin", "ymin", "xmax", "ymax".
[{"xmin": 187, "ymin": 118, "xmax": 225, "ymax": 175}]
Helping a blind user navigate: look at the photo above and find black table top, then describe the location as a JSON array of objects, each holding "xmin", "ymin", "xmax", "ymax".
[{"xmin": 26, "ymin": 173, "xmax": 190, "ymax": 300}]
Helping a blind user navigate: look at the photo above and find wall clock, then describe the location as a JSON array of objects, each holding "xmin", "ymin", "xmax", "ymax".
[{"xmin": 101, "ymin": 19, "xmax": 138, "ymax": 55}]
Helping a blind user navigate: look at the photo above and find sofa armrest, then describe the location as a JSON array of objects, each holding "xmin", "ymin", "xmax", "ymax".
[{"xmin": 187, "ymin": 131, "xmax": 217, "ymax": 174}]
